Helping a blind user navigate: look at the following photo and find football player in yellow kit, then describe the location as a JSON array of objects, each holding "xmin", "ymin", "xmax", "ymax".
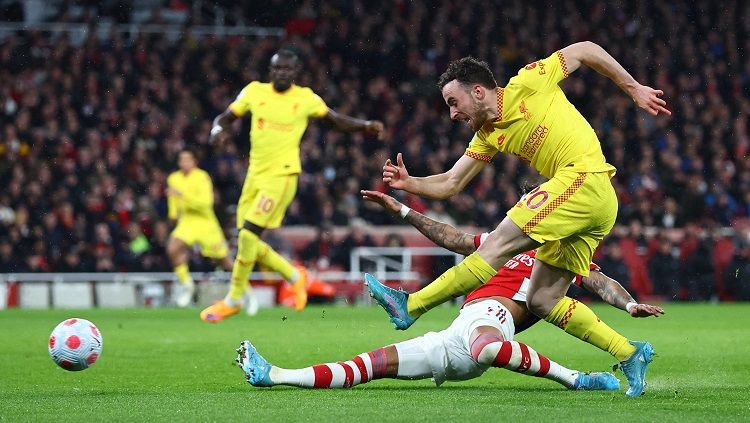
[
  {"xmin": 166, "ymin": 149, "xmax": 233, "ymax": 308},
  {"xmin": 364, "ymin": 42, "xmax": 670, "ymax": 396},
  {"xmin": 201, "ymin": 49, "xmax": 384, "ymax": 323}
]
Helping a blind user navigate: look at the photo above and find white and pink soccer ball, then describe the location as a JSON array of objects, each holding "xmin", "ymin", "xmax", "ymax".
[{"xmin": 48, "ymin": 318, "xmax": 103, "ymax": 371}]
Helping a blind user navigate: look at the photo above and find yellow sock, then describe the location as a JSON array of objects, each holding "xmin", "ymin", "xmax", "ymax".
[
  {"xmin": 407, "ymin": 252, "xmax": 497, "ymax": 317},
  {"xmin": 227, "ymin": 229, "xmax": 260, "ymax": 301},
  {"xmin": 256, "ymin": 240, "xmax": 297, "ymax": 282},
  {"xmin": 544, "ymin": 296, "xmax": 636, "ymax": 362},
  {"xmin": 174, "ymin": 263, "xmax": 192, "ymax": 284}
]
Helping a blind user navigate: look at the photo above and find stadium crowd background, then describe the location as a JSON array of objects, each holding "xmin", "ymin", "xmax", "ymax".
[{"xmin": 1, "ymin": 0, "xmax": 749, "ymax": 301}]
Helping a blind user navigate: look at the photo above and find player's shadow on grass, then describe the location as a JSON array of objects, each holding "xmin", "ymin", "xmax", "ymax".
[{"xmin": 237, "ymin": 385, "xmax": 563, "ymax": 393}]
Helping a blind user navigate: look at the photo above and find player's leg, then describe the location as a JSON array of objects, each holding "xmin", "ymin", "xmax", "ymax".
[
  {"xmin": 523, "ymin": 173, "xmax": 653, "ymax": 395},
  {"xmin": 410, "ymin": 218, "xmax": 538, "ymax": 315},
  {"xmin": 468, "ymin": 325, "xmax": 618, "ymax": 390},
  {"xmin": 167, "ymin": 232, "xmax": 195, "ymax": 307},
  {"xmin": 365, "ymin": 218, "xmax": 536, "ymax": 329},
  {"xmin": 236, "ymin": 337, "xmax": 434, "ymax": 389},
  {"xmin": 529, "ymin": 259, "xmax": 633, "ymax": 360},
  {"xmin": 200, "ymin": 226, "xmax": 257, "ymax": 322},
  {"xmin": 254, "ymin": 235, "xmax": 308, "ymax": 311},
  {"xmin": 239, "ymin": 175, "xmax": 307, "ymax": 310}
]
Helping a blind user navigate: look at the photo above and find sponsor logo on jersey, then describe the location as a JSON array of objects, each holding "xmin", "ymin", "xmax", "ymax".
[{"xmin": 537, "ymin": 61, "xmax": 546, "ymax": 75}]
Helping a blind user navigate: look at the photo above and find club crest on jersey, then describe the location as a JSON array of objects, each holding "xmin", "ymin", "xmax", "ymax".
[
  {"xmin": 497, "ymin": 133, "xmax": 506, "ymax": 146},
  {"xmin": 519, "ymin": 101, "xmax": 532, "ymax": 120},
  {"xmin": 293, "ymin": 103, "xmax": 299, "ymax": 113}
]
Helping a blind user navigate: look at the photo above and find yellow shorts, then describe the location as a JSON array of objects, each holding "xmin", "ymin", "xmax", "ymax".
[
  {"xmin": 236, "ymin": 174, "xmax": 298, "ymax": 229},
  {"xmin": 171, "ymin": 218, "xmax": 229, "ymax": 259},
  {"xmin": 506, "ymin": 169, "xmax": 617, "ymax": 276}
]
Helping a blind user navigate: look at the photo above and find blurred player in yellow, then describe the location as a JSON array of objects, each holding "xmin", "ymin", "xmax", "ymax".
[
  {"xmin": 166, "ymin": 149, "xmax": 234, "ymax": 308},
  {"xmin": 201, "ymin": 49, "xmax": 384, "ymax": 323},
  {"xmin": 366, "ymin": 42, "xmax": 670, "ymax": 386}
]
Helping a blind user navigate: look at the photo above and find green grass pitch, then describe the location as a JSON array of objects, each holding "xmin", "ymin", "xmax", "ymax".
[{"xmin": 1, "ymin": 303, "xmax": 749, "ymax": 422}]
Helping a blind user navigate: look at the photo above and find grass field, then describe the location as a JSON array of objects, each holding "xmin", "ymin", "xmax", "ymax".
[{"xmin": 1, "ymin": 303, "xmax": 749, "ymax": 422}]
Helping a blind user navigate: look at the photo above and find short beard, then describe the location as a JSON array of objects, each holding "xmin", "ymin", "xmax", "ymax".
[{"xmin": 273, "ymin": 81, "xmax": 292, "ymax": 92}]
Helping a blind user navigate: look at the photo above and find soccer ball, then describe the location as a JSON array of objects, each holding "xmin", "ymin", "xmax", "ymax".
[{"xmin": 48, "ymin": 318, "xmax": 103, "ymax": 371}]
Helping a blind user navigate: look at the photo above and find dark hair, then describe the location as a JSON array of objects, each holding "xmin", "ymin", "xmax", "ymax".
[
  {"xmin": 179, "ymin": 147, "xmax": 196, "ymax": 158},
  {"xmin": 437, "ymin": 56, "xmax": 497, "ymax": 91},
  {"xmin": 274, "ymin": 48, "xmax": 300, "ymax": 62}
]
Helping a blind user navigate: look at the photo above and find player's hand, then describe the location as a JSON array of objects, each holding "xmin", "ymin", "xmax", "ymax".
[
  {"xmin": 365, "ymin": 120, "xmax": 385, "ymax": 140},
  {"xmin": 360, "ymin": 190, "xmax": 403, "ymax": 214},
  {"xmin": 628, "ymin": 303, "xmax": 665, "ymax": 318},
  {"xmin": 165, "ymin": 187, "xmax": 182, "ymax": 197},
  {"xmin": 209, "ymin": 127, "xmax": 229, "ymax": 145},
  {"xmin": 631, "ymin": 85, "xmax": 671, "ymax": 116},
  {"xmin": 383, "ymin": 153, "xmax": 410, "ymax": 190}
]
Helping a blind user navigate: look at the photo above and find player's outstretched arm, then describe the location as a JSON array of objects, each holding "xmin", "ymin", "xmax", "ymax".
[
  {"xmin": 383, "ymin": 153, "xmax": 486, "ymax": 199},
  {"xmin": 209, "ymin": 108, "xmax": 240, "ymax": 144},
  {"xmin": 560, "ymin": 41, "xmax": 671, "ymax": 117},
  {"xmin": 321, "ymin": 109, "xmax": 385, "ymax": 139},
  {"xmin": 361, "ymin": 190, "xmax": 476, "ymax": 255},
  {"xmin": 580, "ymin": 271, "xmax": 665, "ymax": 318}
]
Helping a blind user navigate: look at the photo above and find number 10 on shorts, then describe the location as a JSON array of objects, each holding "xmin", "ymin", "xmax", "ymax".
[{"xmin": 256, "ymin": 195, "xmax": 275, "ymax": 214}]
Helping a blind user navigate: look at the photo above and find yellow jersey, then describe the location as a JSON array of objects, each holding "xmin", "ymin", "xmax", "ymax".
[
  {"xmin": 229, "ymin": 82, "xmax": 329, "ymax": 178},
  {"xmin": 465, "ymin": 51, "xmax": 616, "ymax": 179},
  {"xmin": 167, "ymin": 168, "xmax": 218, "ymax": 222}
]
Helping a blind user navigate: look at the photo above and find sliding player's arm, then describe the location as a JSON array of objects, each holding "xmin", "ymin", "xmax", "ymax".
[
  {"xmin": 559, "ymin": 41, "xmax": 670, "ymax": 116},
  {"xmin": 580, "ymin": 271, "xmax": 665, "ymax": 318},
  {"xmin": 321, "ymin": 109, "xmax": 385, "ymax": 139},
  {"xmin": 361, "ymin": 190, "xmax": 476, "ymax": 255},
  {"xmin": 383, "ymin": 153, "xmax": 487, "ymax": 200}
]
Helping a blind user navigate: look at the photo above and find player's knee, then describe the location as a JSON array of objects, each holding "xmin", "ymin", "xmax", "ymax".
[
  {"xmin": 238, "ymin": 228, "xmax": 260, "ymax": 246},
  {"xmin": 525, "ymin": 291, "xmax": 555, "ymax": 318},
  {"xmin": 477, "ymin": 222, "xmax": 537, "ymax": 266},
  {"xmin": 166, "ymin": 239, "xmax": 182, "ymax": 258},
  {"xmin": 470, "ymin": 332, "xmax": 504, "ymax": 365}
]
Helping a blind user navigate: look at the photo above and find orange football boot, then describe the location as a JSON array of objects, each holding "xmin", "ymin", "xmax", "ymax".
[
  {"xmin": 200, "ymin": 300, "xmax": 241, "ymax": 323},
  {"xmin": 292, "ymin": 265, "xmax": 309, "ymax": 311}
]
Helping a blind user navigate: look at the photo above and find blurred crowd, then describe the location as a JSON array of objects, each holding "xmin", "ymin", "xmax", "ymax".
[{"xmin": 1, "ymin": 1, "xmax": 749, "ymax": 300}]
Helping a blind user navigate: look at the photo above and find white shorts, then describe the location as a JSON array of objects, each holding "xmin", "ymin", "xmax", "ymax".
[{"xmin": 416, "ymin": 299, "xmax": 515, "ymax": 386}]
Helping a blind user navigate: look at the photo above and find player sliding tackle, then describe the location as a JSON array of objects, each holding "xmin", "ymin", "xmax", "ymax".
[
  {"xmin": 364, "ymin": 42, "xmax": 669, "ymax": 395},
  {"xmin": 236, "ymin": 192, "xmax": 661, "ymax": 392},
  {"xmin": 361, "ymin": 190, "xmax": 663, "ymax": 396}
]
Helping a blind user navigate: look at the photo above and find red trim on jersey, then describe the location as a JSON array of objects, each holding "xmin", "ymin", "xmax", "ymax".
[
  {"xmin": 473, "ymin": 234, "xmax": 482, "ymax": 249},
  {"xmin": 556, "ymin": 51, "xmax": 570, "ymax": 78},
  {"xmin": 574, "ymin": 262, "xmax": 601, "ymax": 285},
  {"xmin": 465, "ymin": 150, "xmax": 492, "ymax": 162},
  {"xmin": 312, "ymin": 364, "xmax": 333, "ymax": 388}
]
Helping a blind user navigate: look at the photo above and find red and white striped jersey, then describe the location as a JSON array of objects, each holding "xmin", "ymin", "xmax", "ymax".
[{"xmin": 463, "ymin": 233, "xmax": 601, "ymax": 306}]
